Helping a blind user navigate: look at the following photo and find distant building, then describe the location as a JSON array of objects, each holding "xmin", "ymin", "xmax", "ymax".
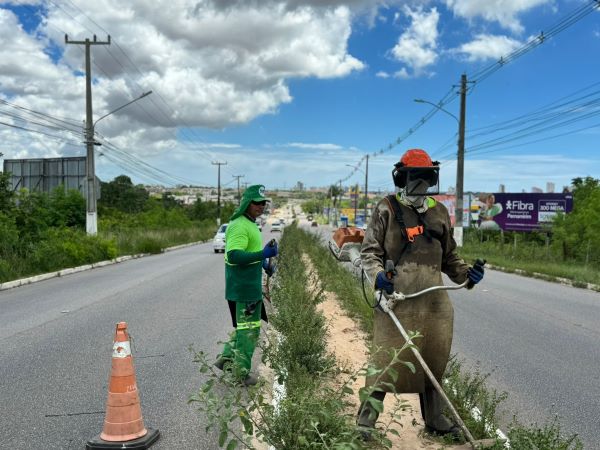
[
  {"xmin": 546, "ymin": 182, "xmax": 555, "ymax": 193},
  {"xmin": 531, "ymin": 186, "xmax": 543, "ymax": 193}
]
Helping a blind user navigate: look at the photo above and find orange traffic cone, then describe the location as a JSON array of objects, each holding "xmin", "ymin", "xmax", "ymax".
[{"xmin": 86, "ymin": 322, "xmax": 159, "ymax": 449}]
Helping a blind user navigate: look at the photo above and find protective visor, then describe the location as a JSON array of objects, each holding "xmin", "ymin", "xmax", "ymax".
[{"xmin": 392, "ymin": 166, "xmax": 440, "ymax": 195}]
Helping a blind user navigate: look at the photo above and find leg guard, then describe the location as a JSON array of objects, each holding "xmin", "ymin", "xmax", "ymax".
[
  {"xmin": 357, "ymin": 390, "xmax": 386, "ymax": 428},
  {"xmin": 420, "ymin": 388, "xmax": 460, "ymax": 436}
]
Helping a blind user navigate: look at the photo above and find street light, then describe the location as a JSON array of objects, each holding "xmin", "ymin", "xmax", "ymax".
[
  {"xmin": 414, "ymin": 98, "xmax": 458, "ymax": 124},
  {"xmin": 414, "ymin": 96, "xmax": 466, "ymax": 245},
  {"xmin": 85, "ymin": 90, "xmax": 153, "ymax": 235}
]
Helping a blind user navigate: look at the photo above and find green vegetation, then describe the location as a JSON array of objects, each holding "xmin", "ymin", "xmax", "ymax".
[
  {"xmin": 191, "ymin": 222, "xmax": 412, "ymax": 449},
  {"xmin": 0, "ymin": 172, "xmax": 231, "ymax": 283}
]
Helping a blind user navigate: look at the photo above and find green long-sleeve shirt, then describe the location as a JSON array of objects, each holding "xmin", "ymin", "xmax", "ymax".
[{"xmin": 224, "ymin": 215, "xmax": 263, "ymax": 302}]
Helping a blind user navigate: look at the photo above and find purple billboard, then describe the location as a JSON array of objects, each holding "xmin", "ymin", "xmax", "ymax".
[{"xmin": 477, "ymin": 193, "xmax": 573, "ymax": 232}]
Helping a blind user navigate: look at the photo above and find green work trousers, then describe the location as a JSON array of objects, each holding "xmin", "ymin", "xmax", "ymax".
[{"xmin": 221, "ymin": 301, "xmax": 262, "ymax": 379}]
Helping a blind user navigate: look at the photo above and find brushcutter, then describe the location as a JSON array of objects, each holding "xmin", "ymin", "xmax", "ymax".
[{"xmin": 329, "ymin": 227, "xmax": 497, "ymax": 449}]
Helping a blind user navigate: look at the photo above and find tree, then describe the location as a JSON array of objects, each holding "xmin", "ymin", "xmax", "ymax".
[
  {"xmin": 0, "ymin": 172, "xmax": 15, "ymax": 214},
  {"xmin": 552, "ymin": 177, "xmax": 600, "ymax": 264},
  {"xmin": 99, "ymin": 175, "xmax": 149, "ymax": 213}
]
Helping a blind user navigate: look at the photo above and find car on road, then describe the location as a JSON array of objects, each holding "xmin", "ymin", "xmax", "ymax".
[
  {"xmin": 213, "ymin": 223, "xmax": 228, "ymax": 253},
  {"xmin": 271, "ymin": 221, "xmax": 282, "ymax": 232},
  {"xmin": 307, "ymin": 215, "xmax": 313, "ymax": 222},
  {"xmin": 311, "ymin": 221, "xmax": 318, "ymax": 227}
]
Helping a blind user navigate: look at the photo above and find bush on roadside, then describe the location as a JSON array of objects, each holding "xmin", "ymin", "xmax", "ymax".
[{"xmin": 27, "ymin": 227, "xmax": 117, "ymax": 273}]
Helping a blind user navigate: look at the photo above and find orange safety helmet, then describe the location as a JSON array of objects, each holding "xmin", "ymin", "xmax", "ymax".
[{"xmin": 392, "ymin": 148, "xmax": 440, "ymax": 189}]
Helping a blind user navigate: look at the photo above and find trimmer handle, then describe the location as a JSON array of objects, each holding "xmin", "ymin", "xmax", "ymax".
[
  {"xmin": 466, "ymin": 258, "xmax": 487, "ymax": 289},
  {"xmin": 385, "ymin": 260, "xmax": 397, "ymax": 280}
]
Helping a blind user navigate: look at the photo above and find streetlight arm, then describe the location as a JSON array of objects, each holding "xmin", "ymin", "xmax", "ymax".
[
  {"xmin": 93, "ymin": 90, "xmax": 153, "ymax": 127},
  {"xmin": 414, "ymin": 98, "xmax": 459, "ymax": 124},
  {"xmin": 345, "ymin": 163, "xmax": 365, "ymax": 175}
]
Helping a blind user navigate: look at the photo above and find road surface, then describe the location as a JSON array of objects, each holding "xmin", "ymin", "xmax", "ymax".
[{"xmin": 0, "ymin": 236, "xmax": 275, "ymax": 449}]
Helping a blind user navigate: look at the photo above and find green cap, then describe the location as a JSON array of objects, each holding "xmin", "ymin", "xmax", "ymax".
[{"xmin": 229, "ymin": 184, "xmax": 270, "ymax": 221}]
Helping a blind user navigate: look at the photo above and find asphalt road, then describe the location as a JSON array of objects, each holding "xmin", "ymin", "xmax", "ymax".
[
  {"xmin": 0, "ymin": 240, "xmax": 254, "ymax": 450},
  {"xmin": 450, "ymin": 270, "xmax": 600, "ymax": 449}
]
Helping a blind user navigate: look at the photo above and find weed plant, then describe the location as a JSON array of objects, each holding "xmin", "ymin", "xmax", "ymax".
[
  {"xmin": 191, "ymin": 223, "xmax": 415, "ymax": 449},
  {"xmin": 285, "ymin": 224, "xmax": 374, "ymax": 334},
  {"xmin": 444, "ymin": 358, "xmax": 583, "ymax": 450}
]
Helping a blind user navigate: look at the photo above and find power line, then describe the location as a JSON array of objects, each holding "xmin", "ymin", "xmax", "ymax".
[
  {"xmin": 52, "ymin": 0, "xmax": 245, "ymax": 176},
  {"xmin": 336, "ymin": 0, "xmax": 600, "ymax": 186}
]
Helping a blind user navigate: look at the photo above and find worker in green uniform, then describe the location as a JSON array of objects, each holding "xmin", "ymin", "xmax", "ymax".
[
  {"xmin": 358, "ymin": 149, "xmax": 484, "ymax": 438},
  {"xmin": 214, "ymin": 184, "xmax": 277, "ymax": 386}
]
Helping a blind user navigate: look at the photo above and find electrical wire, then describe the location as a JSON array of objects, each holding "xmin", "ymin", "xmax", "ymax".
[{"xmin": 52, "ymin": 0, "xmax": 244, "ymax": 176}]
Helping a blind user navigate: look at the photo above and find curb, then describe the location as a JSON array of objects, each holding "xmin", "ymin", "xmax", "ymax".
[
  {"xmin": 485, "ymin": 263, "xmax": 600, "ymax": 293},
  {"xmin": 0, "ymin": 240, "xmax": 208, "ymax": 292}
]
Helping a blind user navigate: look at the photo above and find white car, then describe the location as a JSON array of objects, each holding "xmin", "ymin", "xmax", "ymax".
[
  {"xmin": 213, "ymin": 223, "xmax": 228, "ymax": 253},
  {"xmin": 271, "ymin": 221, "xmax": 282, "ymax": 232}
]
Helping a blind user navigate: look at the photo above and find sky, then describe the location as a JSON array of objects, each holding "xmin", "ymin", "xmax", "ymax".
[{"xmin": 0, "ymin": 0, "xmax": 599, "ymax": 194}]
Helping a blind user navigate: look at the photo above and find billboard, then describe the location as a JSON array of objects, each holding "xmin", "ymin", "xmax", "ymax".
[
  {"xmin": 2, "ymin": 157, "xmax": 99, "ymax": 197},
  {"xmin": 433, "ymin": 194, "xmax": 470, "ymax": 227},
  {"xmin": 477, "ymin": 193, "xmax": 573, "ymax": 232}
]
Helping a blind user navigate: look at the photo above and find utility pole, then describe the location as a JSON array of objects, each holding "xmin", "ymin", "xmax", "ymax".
[
  {"xmin": 212, "ymin": 161, "xmax": 227, "ymax": 226},
  {"xmin": 364, "ymin": 154, "xmax": 369, "ymax": 226},
  {"xmin": 353, "ymin": 183, "xmax": 358, "ymax": 226},
  {"xmin": 455, "ymin": 74, "xmax": 467, "ymax": 246},
  {"xmin": 65, "ymin": 34, "xmax": 110, "ymax": 235},
  {"xmin": 232, "ymin": 175, "xmax": 244, "ymax": 205}
]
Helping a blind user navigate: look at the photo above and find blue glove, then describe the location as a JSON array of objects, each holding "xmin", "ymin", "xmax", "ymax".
[
  {"xmin": 262, "ymin": 259, "xmax": 276, "ymax": 277},
  {"xmin": 375, "ymin": 271, "xmax": 395, "ymax": 295},
  {"xmin": 467, "ymin": 263, "xmax": 485, "ymax": 287},
  {"xmin": 262, "ymin": 241, "xmax": 278, "ymax": 259}
]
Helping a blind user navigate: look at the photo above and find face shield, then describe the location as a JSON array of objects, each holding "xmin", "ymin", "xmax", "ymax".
[{"xmin": 392, "ymin": 166, "xmax": 440, "ymax": 196}]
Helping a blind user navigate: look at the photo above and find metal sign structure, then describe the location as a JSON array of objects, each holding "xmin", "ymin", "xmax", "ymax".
[{"xmin": 3, "ymin": 157, "xmax": 99, "ymax": 197}]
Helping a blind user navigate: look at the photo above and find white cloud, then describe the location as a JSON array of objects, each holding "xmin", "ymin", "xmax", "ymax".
[
  {"xmin": 455, "ymin": 33, "xmax": 523, "ymax": 62},
  {"xmin": 393, "ymin": 68, "xmax": 410, "ymax": 79},
  {"xmin": 390, "ymin": 7, "xmax": 440, "ymax": 78},
  {"xmin": 375, "ymin": 71, "xmax": 390, "ymax": 78},
  {"xmin": 443, "ymin": 0, "xmax": 551, "ymax": 34},
  {"xmin": 286, "ymin": 142, "xmax": 345, "ymax": 150},
  {"xmin": 0, "ymin": 0, "xmax": 366, "ymax": 169}
]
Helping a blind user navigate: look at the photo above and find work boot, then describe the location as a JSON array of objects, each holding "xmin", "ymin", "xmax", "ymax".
[
  {"xmin": 242, "ymin": 374, "xmax": 258, "ymax": 386},
  {"xmin": 356, "ymin": 391, "xmax": 386, "ymax": 441},
  {"xmin": 420, "ymin": 388, "xmax": 462, "ymax": 439},
  {"xmin": 214, "ymin": 356, "xmax": 231, "ymax": 371}
]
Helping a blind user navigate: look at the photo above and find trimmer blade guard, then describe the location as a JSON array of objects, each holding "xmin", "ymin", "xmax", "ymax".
[{"xmin": 328, "ymin": 227, "xmax": 365, "ymax": 264}]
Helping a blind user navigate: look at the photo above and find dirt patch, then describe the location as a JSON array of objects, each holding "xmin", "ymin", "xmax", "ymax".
[
  {"xmin": 304, "ymin": 254, "xmax": 470, "ymax": 450},
  {"xmin": 317, "ymin": 290, "xmax": 442, "ymax": 449}
]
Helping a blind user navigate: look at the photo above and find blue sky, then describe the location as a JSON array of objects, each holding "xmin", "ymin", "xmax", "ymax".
[{"xmin": 0, "ymin": 0, "xmax": 599, "ymax": 193}]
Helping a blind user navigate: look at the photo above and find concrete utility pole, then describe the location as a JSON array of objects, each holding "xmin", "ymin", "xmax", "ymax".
[
  {"xmin": 232, "ymin": 174, "xmax": 244, "ymax": 205},
  {"xmin": 65, "ymin": 34, "xmax": 111, "ymax": 235},
  {"xmin": 353, "ymin": 183, "xmax": 358, "ymax": 226},
  {"xmin": 212, "ymin": 161, "xmax": 227, "ymax": 226},
  {"xmin": 455, "ymin": 74, "xmax": 467, "ymax": 246},
  {"xmin": 364, "ymin": 154, "xmax": 369, "ymax": 225}
]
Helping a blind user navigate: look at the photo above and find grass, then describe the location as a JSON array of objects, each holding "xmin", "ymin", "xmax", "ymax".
[
  {"xmin": 461, "ymin": 231, "xmax": 600, "ymax": 287},
  {"xmin": 101, "ymin": 225, "xmax": 216, "ymax": 256}
]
